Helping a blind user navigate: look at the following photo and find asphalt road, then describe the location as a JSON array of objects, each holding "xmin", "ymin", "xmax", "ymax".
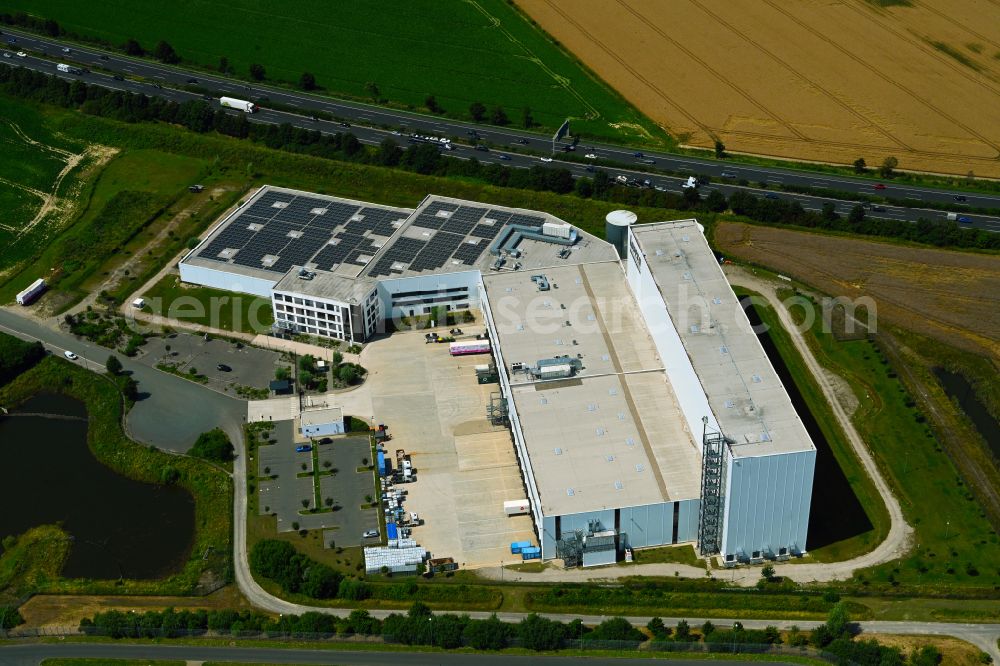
[
  {"xmin": 2, "ymin": 28, "xmax": 998, "ymax": 234},
  {"xmin": 0, "ymin": 308, "xmax": 245, "ymax": 453},
  {"xmin": 0, "ymin": 643, "xmax": 800, "ymax": 666}
]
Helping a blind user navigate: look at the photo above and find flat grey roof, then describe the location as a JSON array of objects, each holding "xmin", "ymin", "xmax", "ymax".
[
  {"xmin": 484, "ymin": 262, "xmax": 702, "ymax": 516},
  {"xmin": 630, "ymin": 220, "xmax": 815, "ymax": 458},
  {"xmin": 300, "ymin": 406, "xmax": 343, "ymax": 427},
  {"xmin": 183, "ymin": 185, "xmax": 412, "ymax": 280},
  {"xmin": 273, "ymin": 267, "xmax": 376, "ymax": 304}
]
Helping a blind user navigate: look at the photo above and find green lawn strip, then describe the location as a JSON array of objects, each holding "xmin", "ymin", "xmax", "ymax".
[
  {"xmin": 732, "ymin": 287, "xmax": 888, "ymax": 563},
  {"xmin": 143, "ymin": 274, "xmax": 274, "ymax": 335},
  {"xmin": 41, "ymin": 660, "xmax": 186, "ymax": 666},
  {"xmin": 0, "ymin": 357, "xmax": 232, "ymax": 595},
  {"xmin": 155, "ymin": 362, "xmax": 209, "ymax": 384},
  {"xmin": 311, "ymin": 446, "xmax": 322, "ymax": 509},
  {"xmin": 764, "ymin": 287, "xmax": 1000, "ymax": 589},
  {"xmin": 627, "ymin": 544, "xmax": 704, "ymax": 568},
  {"xmin": 0, "ymin": 524, "xmax": 71, "ymax": 604}
]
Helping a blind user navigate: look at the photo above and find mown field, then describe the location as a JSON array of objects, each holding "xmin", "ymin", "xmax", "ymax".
[
  {"xmin": 516, "ymin": 0, "xmax": 1000, "ymax": 177},
  {"xmin": 3, "ymin": 0, "xmax": 664, "ymax": 144},
  {"xmin": 0, "ymin": 104, "xmax": 84, "ymax": 267}
]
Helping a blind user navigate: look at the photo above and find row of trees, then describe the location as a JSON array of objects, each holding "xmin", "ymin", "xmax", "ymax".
[
  {"xmin": 68, "ymin": 602, "xmax": 949, "ymax": 662},
  {"xmin": 250, "ymin": 539, "xmax": 350, "ymax": 600},
  {"xmin": 0, "ymin": 63, "xmax": 995, "ymax": 251},
  {"xmin": 0, "ymin": 332, "xmax": 45, "ymax": 386}
]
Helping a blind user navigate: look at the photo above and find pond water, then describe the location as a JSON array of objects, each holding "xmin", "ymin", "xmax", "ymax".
[
  {"xmin": 933, "ymin": 368, "xmax": 1000, "ymax": 460},
  {"xmin": 0, "ymin": 393, "xmax": 195, "ymax": 579},
  {"xmin": 740, "ymin": 298, "xmax": 873, "ymax": 549}
]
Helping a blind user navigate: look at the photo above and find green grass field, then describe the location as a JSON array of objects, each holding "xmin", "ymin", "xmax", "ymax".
[
  {"xmin": 6, "ymin": 0, "xmax": 665, "ymax": 144},
  {"xmin": 770, "ymin": 289, "xmax": 1000, "ymax": 590},
  {"xmin": 144, "ymin": 274, "xmax": 274, "ymax": 335}
]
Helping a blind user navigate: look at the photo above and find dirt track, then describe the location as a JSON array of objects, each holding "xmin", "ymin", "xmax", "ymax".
[{"xmin": 516, "ymin": 0, "xmax": 1000, "ymax": 177}]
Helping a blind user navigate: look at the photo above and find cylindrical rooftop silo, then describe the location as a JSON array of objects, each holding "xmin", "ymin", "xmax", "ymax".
[{"xmin": 605, "ymin": 209, "xmax": 637, "ymax": 260}]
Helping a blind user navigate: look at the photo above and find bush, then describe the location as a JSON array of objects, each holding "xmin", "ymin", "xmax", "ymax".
[
  {"xmin": 0, "ymin": 332, "xmax": 45, "ymax": 386},
  {"xmin": 0, "ymin": 606, "xmax": 24, "ymax": 629},
  {"xmin": 585, "ymin": 616, "xmax": 644, "ymax": 643},
  {"xmin": 190, "ymin": 428, "xmax": 234, "ymax": 462}
]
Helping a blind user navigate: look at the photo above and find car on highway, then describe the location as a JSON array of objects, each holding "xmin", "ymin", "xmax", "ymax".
[
  {"xmin": 874, "ymin": 183, "xmax": 887, "ymax": 190},
  {"xmin": 584, "ymin": 153, "xmax": 597, "ymax": 159},
  {"xmin": 633, "ymin": 151, "xmax": 643, "ymax": 158},
  {"xmin": 764, "ymin": 192, "xmax": 780, "ymax": 199},
  {"xmin": 2, "ymin": 52, "xmax": 9, "ymax": 59},
  {"xmin": 953, "ymin": 195, "xmax": 967, "ymax": 202},
  {"xmin": 474, "ymin": 144, "xmax": 488, "ymax": 152},
  {"xmin": 540, "ymin": 156, "xmax": 553, "ymax": 162},
  {"xmin": 871, "ymin": 205, "xmax": 886, "ymax": 212},
  {"xmin": 585, "ymin": 165, "xmax": 595, "ymax": 172},
  {"xmin": 16, "ymin": 51, "xmax": 26, "ymax": 58},
  {"xmin": 498, "ymin": 154, "xmax": 511, "ymax": 161},
  {"xmin": 64, "ymin": 350, "xmax": 79, "ymax": 360},
  {"xmin": 640, "ymin": 158, "xmax": 656, "ymax": 165},
  {"xmin": 295, "ymin": 444, "xmax": 313, "ymax": 453},
  {"xmin": 339, "ymin": 122, "xmax": 350, "ymax": 128},
  {"xmin": 362, "ymin": 529, "xmax": 378, "ymax": 539},
  {"xmin": 99, "ymin": 54, "xmax": 109, "ymax": 60},
  {"xmin": 391, "ymin": 130, "xmax": 401, "ymax": 136},
  {"xmin": 721, "ymin": 171, "xmax": 737, "ymax": 178},
  {"xmin": 61, "ymin": 47, "xmax": 71, "ymax": 53},
  {"xmin": 654, "ymin": 185, "xmax": 667, "ymax": 192},
  {"xmin": 6, "ymin": 37, "xmax": 16, "ymax": 44},
  {"xmin": 681, "ymin": 176, "xmax": 698, "ymax": 189},
  {"xmin": 516, "ymin": 138, "xmax": 529, "ymax": 144},
  {"xmin": 216, "ymin": 363, "xmax": 232, "ymax": 372},
  {"xmin": 113, "ymin": 74, "xmax": 125, "ymax": 81},
  {"xmin": 186, "ymin": 77, "xmax": 198, "ymax": 84},
  {"xmin": 957, "ymin": 215, "xmax": 971, "ymax": 223}
]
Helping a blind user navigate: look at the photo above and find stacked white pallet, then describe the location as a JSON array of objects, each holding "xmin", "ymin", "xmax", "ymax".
[
  {"xmin": 387, "ymin": 538, "xmax": 418, "ymax": 549},
  {"xmin": 364, "ymin": 545, "xmax": 426, "ymax": 574}
]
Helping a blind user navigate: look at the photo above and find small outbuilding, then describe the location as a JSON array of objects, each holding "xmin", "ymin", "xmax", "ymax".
[
  {"xmin": 300, "ymin": 406, "xmax": 344, "ymax": 438},
  {"xmin": 269, "ymin": 379, "xmax": 292, "ymax": 395}
]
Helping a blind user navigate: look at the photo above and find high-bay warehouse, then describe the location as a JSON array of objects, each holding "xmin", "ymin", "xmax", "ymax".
[{"xmin": 181, "ymin": 185, "xmax": 816, "ymax": 566}]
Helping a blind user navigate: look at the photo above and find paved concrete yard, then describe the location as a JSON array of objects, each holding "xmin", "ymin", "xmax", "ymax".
[
  {"xmin": 257, "ymin": 424, "xmax": 376, "ymax": 543},
  {"xmin": 142, "ymin": 332, "xmax": 285, "ymax": 393},
  {"xmin": 364, "ymin": 323, "xmax": 535, "ymax": 568}
]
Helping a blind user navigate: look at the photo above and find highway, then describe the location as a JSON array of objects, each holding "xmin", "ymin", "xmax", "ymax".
[{"xmin": 2, "ymin": 28, "xmax": 999, "ymax": 234}]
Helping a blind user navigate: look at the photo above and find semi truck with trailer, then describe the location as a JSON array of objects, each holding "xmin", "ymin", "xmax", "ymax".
[
  {"xmin": 15, "ymin": 278, "xmax": 46, "ymax": 305},
  {"xmin": 56, "ymin": 63, "xmax": 83, "ymax": 75},
  {"xmin": 219, "ymin": 97, "xmax": 258, "ymax": 113}
]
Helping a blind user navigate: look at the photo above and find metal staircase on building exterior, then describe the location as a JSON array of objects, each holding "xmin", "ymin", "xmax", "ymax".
[{"xmin": 697, "ymin": 426, "xmax": 727, "ymax": 556}]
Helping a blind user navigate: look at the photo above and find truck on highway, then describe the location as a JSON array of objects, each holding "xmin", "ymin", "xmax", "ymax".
[
  {"xmin": 219, "ymin": 96, "xmax": 258, "ymax": 113},
  {"xmin": 682, "ymin": 176, "xmax": 698, "ymax": 189},
  {"xmin": 56, "ymin": 63, "xmax": 82, "ymax": 75}
]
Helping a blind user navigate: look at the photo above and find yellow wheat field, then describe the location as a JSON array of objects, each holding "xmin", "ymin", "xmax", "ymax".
[{"xmin": 516, "ymin": 0, "xmax": 1000, "ymax": 177}]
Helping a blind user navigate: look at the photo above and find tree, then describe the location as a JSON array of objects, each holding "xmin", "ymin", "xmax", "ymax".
[
  {"xmin": 249, "ymin": 63, "xmax": 266, "ymax": 81},
  {"xmin": 300, "ymin": 563, "xmax": 342, "ymax": 599},
  {"xmin": 852, "ymin": 157, "xmax": 867, "ymax": 174},
  {"xmin": 218, "ymin": 56, "xmax": 230, "ymax": 73},
  {"xmin": 377, "ymin": 138, "xmax": 403, "ymax": 167},
  {"xmin": 586, "ymin": 617, "xmax": 644, "ymax": 643},
  {"xmin": 152, "ymin": 40, "xmax": 179, "ymax": 64},
  {"xmin": 190, "ymin": 428, "xmax": 234, "ymax": 462},
  {"xmin": 122, "ymin": 38, "xmax": 144, "ymax": 56},
  {"xmin": 425, "ymin": 95, "xmax": 442, "ymax": 113},
  {"xmin": 469, "ymin": 101, "xmax": 486, "ymax": 121},
  {"xmin": 705, "ymin": 188, "xmax": 728, "ymax": 212},
  {"xmin": 701, "ymin": 620, "xmax": 716, "ymax": 638},
  {"xmin": 121, "ymin": 377, "xmax": 139, "ymax": 402},
  {"xmin": 822, "ymin": 201, "xmax": 838, "ymax": 221},
  {"xmin": 0, "ymin": 605, "xmax": 24, "ymax": 630},
  {"xmin": 910, "ymin": 646, "xmax": 943, "ymax": 666},
  {"xmin": 675, "ymin": 619, "xmax": 691, "ymax": 642},
  {"xmin": 464, "ymin": 614, "xmax": 511, "ymax": 650},
  {"xmin": 299, "ymin": 72, "xmax": 317, "ymax": 91},
  {"xmin": 848, "ymin": 204, "xmax": 866, "ymax": 224},
  {"xmin": 364, "ymin": 81, "xmax": 380, "ymax": 102},
  {"xmin": 574, "ymin": 177, "xmax": 593, "ymax": 198},
  {"xmin": 299, "ymin": 370, "xmax": 315, "ymax": 388},
  {"xmin": 518, "ymin": 613, "xmax": 565, "ymax": 651},
  {"xmin": 105, "ymin": 354, "xmax": 123, "ymax": 376},
  {"xmin": 338, "ymin": 364, "xmax": 359, "ymax": 385},
  {"xmin": 646, "ymin": 616, "xmax": 669, "ymax": 638},
  {"xmin": 490, "ymin": 105, "xmax": 509, "ymax": 126},
  {"xmin": 761, "ymin": 564, "xmax": 776, "ymax": 581},
  {"xmin": 332, "ymin": 351, "xmax": 344, "ymax": 366},
  {"xmin": 714, "ymin": 139, "xmax": 726, "ymax": 158},
  {"xmin": 879, "ymin": 155, "xmax": 899, "ymax": 178},
  {"xmin": 275, "ymin": 366, "xmax": 291, "ymax": 381},
  {"xmin": 521, "ymin": 106, "xmax": 534, "ymax": 129},
  {"xmin": 43, "ymin": 18, "xmax": 61, "ymax": 37}
]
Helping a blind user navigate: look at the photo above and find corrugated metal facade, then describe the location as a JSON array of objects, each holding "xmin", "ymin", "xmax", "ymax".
[{"xmin": 721, "ymin": 449, "xmax": 816, "ymax": 560}]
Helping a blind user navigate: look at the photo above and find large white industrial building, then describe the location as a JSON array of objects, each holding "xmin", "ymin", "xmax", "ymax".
[{"xmin": 180, "ymin": 185, "xmax": 815, "ymax": 566}]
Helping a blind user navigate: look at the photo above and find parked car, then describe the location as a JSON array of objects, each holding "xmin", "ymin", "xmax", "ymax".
[
  {"xmin": 874, "ymin": 183, "xmax": 886, "ymax": 190},
  {"xmin": 295, "ymin": 444, "xmax": 313, "ymax": 453},
  {"xmin": 216, "ymin": 363, "xmax": 232, "ymax": 372},
  {"xmin": 64, "ymin": 350, "xmax": 79, "ymax": 360},
  {"xmin": 362, "ymin": 529, "xmax": 378, "ymax": 539}
]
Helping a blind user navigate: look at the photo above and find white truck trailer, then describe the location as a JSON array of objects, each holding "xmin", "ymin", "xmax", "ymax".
[
  {"xmin": 16, "ymin": 278, "xmax": 46, "ymax": 305},
  {"xmin": 219, "ymin": 97, "xmax": 258, "ymax": 113}
]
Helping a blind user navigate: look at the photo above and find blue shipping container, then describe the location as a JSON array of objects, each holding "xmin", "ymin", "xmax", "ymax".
[
  {"xmin": 521, "ymin": 547, "xmax": 541, "ymax": 560},
  {"xmin": 386, "ymin": 522, "xmax": 398, "ymax": 540},
  {"xmin": 377, "ymin": 451, "xmax": 387, "ymax": 476},
  {"xmin": 510, "ymin": 540, "xmax": 531, "ymax": 554}
]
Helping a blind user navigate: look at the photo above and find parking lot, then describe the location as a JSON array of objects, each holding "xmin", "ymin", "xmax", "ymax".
[
  {"xmin": 141, "ymin": 332, "xmax": 285, "ymax": 392},
  {"xmin": 363, "ymin": 321, "xmax": 535, "ymax": 568},
  {"xmin": 256, "ymin": 421, "xmax": 377, "ymax": 546}
]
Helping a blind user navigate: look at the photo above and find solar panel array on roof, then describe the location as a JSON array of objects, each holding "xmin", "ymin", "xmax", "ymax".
[
  {"xmin": 368, "ymin": 237, "xmax": 428, "ymax": 276},
  {"xmin": 452, "ymin": 239, "xmax": 487, "ymax": 265},
  {"xmin": 409, "ymin": 231, "xmax": 466, "ymax": 272},
  {"xmin": 196, "ymin": 191, "xmax": 403, "ymax": 273},
  {"xmin": 509, "ymin": 213, "xmax": 546, "ymax": 227}
]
